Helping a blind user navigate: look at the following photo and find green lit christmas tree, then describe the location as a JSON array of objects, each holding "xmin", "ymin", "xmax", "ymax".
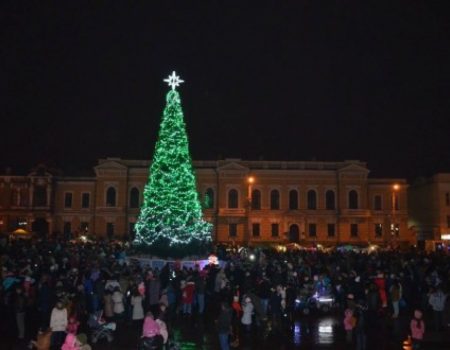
[{"xmin": 134, "ymin": 72, "xmax": 212, "ymax": 258}]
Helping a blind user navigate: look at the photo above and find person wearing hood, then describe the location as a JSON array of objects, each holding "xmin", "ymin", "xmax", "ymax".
[
  {"xmin": 50, "ymin": 300, "xmax": 68, "ymax": 349},
  {"xmin": 61, "ymin": 333, "xmax": 80, "ymax": 350},
  {"xmin": 410, "ymin": 309, "xmax": 425, "ymax": 349},
  {"xmin": 181, "ymin": 277, "xmax": 195, "ymax": 316},
  {"xmin": 428, "ymin": 285, "xmax": 447, "ymax": 331}
]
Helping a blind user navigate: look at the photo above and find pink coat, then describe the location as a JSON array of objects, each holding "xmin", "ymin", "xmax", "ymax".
[
  {"xmin": 343, "ymin": 309, "xmax": 354, "ymax": 331},
  {"xmin": 410, "ymin": 319, "xmax": 425, "ymax": 340},
  {"xmin": 61, "ymin": 334, "xmax": 80, "ymax": 350},
  {"xmin": 142, "ymin": 316, "xmax": 160, "ymax": 338}
]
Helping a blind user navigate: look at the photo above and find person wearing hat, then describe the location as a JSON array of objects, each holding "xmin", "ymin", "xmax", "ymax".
[{"xmin": 410, "ymin": 309, "xmax": 425, "ymax": 349}]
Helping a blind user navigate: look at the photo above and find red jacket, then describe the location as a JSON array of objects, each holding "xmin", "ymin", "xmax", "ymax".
[{"xmin": 182, "ymin": 282, "xmax": 195, "ymax": 304}]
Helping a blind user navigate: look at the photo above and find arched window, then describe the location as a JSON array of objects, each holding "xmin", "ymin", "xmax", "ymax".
[
  {"xmin": 307, "ymin": 190, "xmax": 317, "ymax": 210},
  {"xmin": 106, "ymin": 187, "xmax": 116, "ymax": 207},
  {"xmin": 129, "ymin": 187, "xmax": 139, "ymax": 208},
  {"xmin": 251, "ymin": 189, "xmax": 261, "ymax": 210},
  {"xmin": 349, "ymin": 190, "xmax": 358, "ymax": 209},
  {"xmin": 228, "ymin": 189, "xmax": 238, "ymax": 209},
  {"xmin": 326, "ymin": 190, "xmax": 335, "ymax": 210},
  {"xmin": 204, "ymin": 188, "xmax": 214, "ymax": 209},
  {"xmin": 33, "ymin": 186, "xmax": 47, "ymax": 207},
  {"xmin": 270, "ymin": 190, "xmax": 280, "ymax": 210},
  {"xmin": 289, "ymin": 190, "xmax": 298, "ymax": 210}
]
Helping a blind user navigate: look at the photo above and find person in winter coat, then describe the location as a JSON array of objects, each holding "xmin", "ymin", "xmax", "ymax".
[
  {"xmin": 141, "ymin": 312, "xmax": 161, "ymax": 338},
  {"xmin": 146, "ymin": 272, "xmax": 161, "ymax": 313},
  {"xmin": 373, "ymin": 273, "xmax": 388, "ymax": 308},
  {"xmin": 50, "ymin": 301, "xmax": 68, "ymax": 349},
  {"xmin": 112, "ymin": 287, "xmax": 125, "ymax": 321},
  {"xmin": 103, "ymin": 290, "xmax": 114, "ymax": 320},
  {"xmin": 30, "ymin": 328, "xmax": 52, "ymax": 350},
  {"xmin": 131, "ymin": 289, "xmax": 145, "ymax": 324},
  {"xmin": 14, "ymin": 286, "xmax": 26, "ymax": 339},
  {"xmin": 66, "ymin": 316, "xmax": 80, "ymax": 335},
  {"xmin": 241, "ymin": 296, "xmax": 254, "ymax": 331},
  {"xmin": 389, "ymin": 280, "xmax": 402, "ymax": 318},
  {"xmin": 216, "ymin": 302, "xmax": 232, "ymax": 350},
  {"xmin": 181, "ymin": 279, "xmax": 195, "ymax": 316},
  {"xmin": 343, "ymin": 307, "xmax": 355, "ymax": 344},
  {"xmin": 354, "ymin": 303, "xmax": 368, "ymax": 350},
  {"xmin": 61, "ymin": 333, "xmax": 80, "ymax": 350},
  {"xmin": 410, "ymin": 309, "xmax": 425, "ymax": 350},
  {"xmin": 428, "ymin": 285, "xmax": 447, "ymax": 331}
]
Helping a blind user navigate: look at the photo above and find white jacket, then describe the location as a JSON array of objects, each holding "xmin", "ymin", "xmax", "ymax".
[
  {"xmin": 241, "ymin": 302, "xmax": 254, "ymax": 325},
  {"xmin": 50, "ymin": 307, "xmax": 68, "ymax": 332}
]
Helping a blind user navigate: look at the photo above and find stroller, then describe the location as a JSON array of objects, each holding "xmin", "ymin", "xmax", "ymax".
[{"xmin": 88, "ymin": 310, "xmax": 116, "ymax": 343}]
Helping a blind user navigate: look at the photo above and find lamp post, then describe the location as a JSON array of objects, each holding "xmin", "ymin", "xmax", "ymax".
[
  {"xmin": 244, "ymin": 176, "xmax": 255, "ymax": 246},
  {"xmin": 390, "ymin": 184, "xmax": 400, "ymax": 248}
]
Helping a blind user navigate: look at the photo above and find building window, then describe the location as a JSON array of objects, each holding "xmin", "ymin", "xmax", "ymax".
[
  {"xmin": 81, "ymin": 193, "xmax": 90, "ymax": 208},
  {"xmin": 327, "ymin": 224, "xmax": 335, "ymax": 237},
  {"xmin": 33, "ymin": 186, "xmax": 47, "ymax": 207},
  {"xmin": 349, "ymin": 190, "xmax": 358, "ymax": 209},
  {"xmin": 375, "ymin": 223, "xmax": 383, "ymax": 237},
  {"xmin": 106, "ymin": 222, "xmax": 114, "ymax": 238},
  {"xmin": 446, "ymin": 193, "xmax": 450, "ymax": 206},
  {"xmin": 64, "ymin": 193, "xmax": 73, "ymax": 208},
  {"xmin": 252, "ymin": 223, "xmax": 260, "ymax": 237},
  {"xmin": 307, "ymin": 190, "xmax": 317, "ymax": 210},
  {"xmin": 63, "ymin": 222, "xmax": 71, "ymax": 235},
  {"xmin": 228, "ymin": 189, "xmax": 238, "ymax": 209},
  {"xmin": 11, "ymin": 188, "xmax": 20, "ymax": 206},
  {"xmin": 204, "ymin": 188, "xmax": 214, "ymax": 209},
  {"xmin": 106, "ymin": 187, "xmax": 116, "ymax": 207},
  {"xmin": 350, "ymin": 223, "xmax": 358, "ymax": 237},
  {"xmin": 325, "ymin": 190, "xmax": 335, "ymax": 210},
  {"xmin": 129, "ymin": 187, "xmax": 140, "ymax": 208},
  {"xmin": 308, "ymin": 223, "xmax": 317, "ymax": 237},
  {"xmin": 374, "ymin": 195, "xmax": 382, "ymax": 210},
  {"xmin": 289, "ymin": 190, "xmax": 298, "ymax": 210},
  {"xmin": 271, "ymin": 223, "xmax": 279, "ymax": 237},
  {"xmin": 80, "ymin": 222, "xmax": 89, "ymax": 233},
  {"xmin": 270, "ymin": 190, "xmax": 280, "ymax": 210},
  {"xmin": 251, "ymin": 189, "xmax": 261, "ymax": 210},
  {"xmin": 391, "ymin": 223, "xmax": 400, "ymax": 237},
  {"xmin": 229, "ymin": 223, "xmax": 237, "ymax": 237}
]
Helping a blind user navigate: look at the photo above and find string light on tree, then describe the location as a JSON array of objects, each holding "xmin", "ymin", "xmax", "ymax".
[{"xmin": 134, "ymin": 72, "xmax": 212, "ymax": 258}]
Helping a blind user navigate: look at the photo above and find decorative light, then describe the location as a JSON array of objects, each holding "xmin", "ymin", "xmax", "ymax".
[
  {"xmin": 164, "ymin": 71, "xmax": 184, "ymax": 90},
  {"xmin": 134, "ymin": 74, "xmax": 212, "ymax": 257}
]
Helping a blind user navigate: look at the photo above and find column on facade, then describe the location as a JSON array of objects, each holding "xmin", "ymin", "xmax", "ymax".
[{"xmin": 46, "ymin": 184, "xmax": 51, "ymax": 207}]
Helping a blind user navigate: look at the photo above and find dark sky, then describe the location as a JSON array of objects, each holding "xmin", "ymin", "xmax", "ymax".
[{"xmin": 2, "ymin": 2, "xmax": 450, "ymax": 179}]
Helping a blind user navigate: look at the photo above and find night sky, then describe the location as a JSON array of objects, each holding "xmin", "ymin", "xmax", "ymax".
[{"xmin": 2, "ymin": 2, "xmax": 450, "ymax": 179}]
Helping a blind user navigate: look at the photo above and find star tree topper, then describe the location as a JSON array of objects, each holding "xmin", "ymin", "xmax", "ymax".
[{"xmin": 164, "ymin": 71, "xmax": 184, "ymax": 90}]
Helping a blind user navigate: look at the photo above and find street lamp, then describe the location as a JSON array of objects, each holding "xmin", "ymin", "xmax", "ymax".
[
  {"xmin": 245, "ymin": 176, "xmax": 255, "ymax": 246},
  {"xmin": 390, "ymin": 184, "xmax": 400, "ymax": 247}
]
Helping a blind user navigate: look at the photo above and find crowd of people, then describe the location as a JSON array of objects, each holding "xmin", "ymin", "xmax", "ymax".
[{"xmin": 0, "ymin": 237, "xmax": 449, "ymax": 350}]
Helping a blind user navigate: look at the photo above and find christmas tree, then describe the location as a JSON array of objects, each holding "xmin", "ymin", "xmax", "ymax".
[{"xmin": 134, "ymin": 72, "xmax": 212, "ymax": 258}]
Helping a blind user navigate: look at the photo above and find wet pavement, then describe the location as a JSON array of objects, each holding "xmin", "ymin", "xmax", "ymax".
[
  {"xmin": 93, "ymin": 309, "xmax": 450, "ymax": 350},
  {"xmin": 3, "ymin": 309, "xmax": 450, "ymax": 350}
]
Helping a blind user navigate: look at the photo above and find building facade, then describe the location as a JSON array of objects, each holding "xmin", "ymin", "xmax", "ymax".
[
  {"xmin": 0, "ymin": 158, "xmax": 413, "ymax": 247},
  {"xmin": 408, "ymin": 173, "xmax": 450, "ymax": 250}
]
